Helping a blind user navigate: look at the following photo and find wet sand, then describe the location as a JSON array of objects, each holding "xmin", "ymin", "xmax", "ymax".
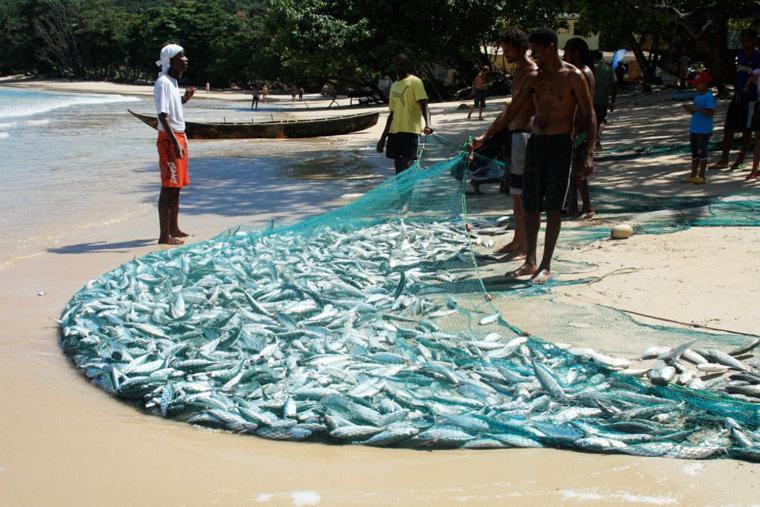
[{"xmin": 1, "ymin": 83, "xmax": 759, "ymax": 506}]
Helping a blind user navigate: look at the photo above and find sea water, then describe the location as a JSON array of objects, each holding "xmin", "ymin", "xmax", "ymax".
[{"xmin": 0, "ymin": 87, "xmax": 387, "ymax": 265}]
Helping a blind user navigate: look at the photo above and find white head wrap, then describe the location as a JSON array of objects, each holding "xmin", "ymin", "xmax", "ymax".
[{"xmin": 156, "ymin": 44, "xmax": 184, "ymax": 74}]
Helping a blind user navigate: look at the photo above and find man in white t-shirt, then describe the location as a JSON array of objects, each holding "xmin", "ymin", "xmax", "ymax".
[{"xmin": 154, "ymin": 44, "xmax": 195, "ymax": 245}]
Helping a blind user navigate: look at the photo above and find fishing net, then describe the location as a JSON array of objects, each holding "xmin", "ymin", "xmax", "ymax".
[{"xmin": 60, "ymin": 144, "xmax": 760, "ymax": 460}]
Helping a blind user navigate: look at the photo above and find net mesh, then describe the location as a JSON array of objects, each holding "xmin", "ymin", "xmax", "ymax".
[{"xmin": 60, "ymin": 147, "xmax": 760, "ymax": 459}]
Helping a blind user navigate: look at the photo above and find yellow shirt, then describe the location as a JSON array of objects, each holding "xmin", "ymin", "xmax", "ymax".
[{"xmin": 388, "ymin": 75, "xmax": 428, "ymax": 134}]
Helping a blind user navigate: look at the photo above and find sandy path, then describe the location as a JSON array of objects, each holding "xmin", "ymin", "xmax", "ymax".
[{"xmin": 1, "ymin": 82, "xmax": 759, "ymax": 506}]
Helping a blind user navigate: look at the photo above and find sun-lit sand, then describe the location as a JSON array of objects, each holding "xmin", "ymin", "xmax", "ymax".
[{"xmin": 1, "ymin": 80, "xmax": 758, "ymax": 506}]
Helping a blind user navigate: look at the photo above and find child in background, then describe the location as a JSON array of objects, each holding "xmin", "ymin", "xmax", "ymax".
[{"xmin": 682, "ymin": 70, "xmax": 715, "ymax": 184}]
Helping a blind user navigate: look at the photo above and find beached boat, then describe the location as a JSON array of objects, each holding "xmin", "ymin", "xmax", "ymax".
[{"xmin": 128, "ymin": 109, "xmax": 379, "ymax": 139}]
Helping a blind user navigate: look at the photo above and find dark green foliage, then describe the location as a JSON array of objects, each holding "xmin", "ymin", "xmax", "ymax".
[{"xmin": 0, "ymin": 0, "xmax": 753, "ymax": 92}]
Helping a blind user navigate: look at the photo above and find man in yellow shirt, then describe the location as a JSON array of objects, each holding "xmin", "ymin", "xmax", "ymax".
[{"xmin": 377, "ymin": 54, "xmax": 433, "ymax": 173}]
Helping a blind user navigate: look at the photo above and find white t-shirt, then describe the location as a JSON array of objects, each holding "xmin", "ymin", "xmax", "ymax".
[{"xmin": 154, "ymin": 73, "xmax": 185, "ymax": 133}]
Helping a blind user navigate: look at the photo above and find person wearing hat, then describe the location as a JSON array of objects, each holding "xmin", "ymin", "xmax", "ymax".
[
  {"xmin": 154, "ymin": 43, "xmax": 195, "ymax": 245},
  {"xmin": 681, "ymin": 70, "xmax": 715, "ymax": 185}
]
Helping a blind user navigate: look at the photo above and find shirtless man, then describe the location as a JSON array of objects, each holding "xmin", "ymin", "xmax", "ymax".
[
  {"xmin": 491, "ymin": 27, "xmax": 596, "ymax": 283},
  {"xmin": 471, "ymin": 27, "xmax": 537, "ymax": 258},
  {"xmin": 563, "ymin": 37, "xmax": 596, "ymax": 219},
  {"xmin": 468, "ymin": 66, "xmax": 489, "ymax": 120}
]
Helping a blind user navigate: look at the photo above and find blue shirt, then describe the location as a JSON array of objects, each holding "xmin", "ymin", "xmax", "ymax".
[
  {"xmin": 690, "ymin": 91, "xmax": 716, "ymax": 134},
  {"xmin": 736, "ymin": 49, "xmax": 760, "ymax": 101}
]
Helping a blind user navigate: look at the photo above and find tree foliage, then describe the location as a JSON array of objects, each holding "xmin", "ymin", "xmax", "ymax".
[{"xmin": 0, "ymin": 0, "xmax": 754, "ymax": 94}]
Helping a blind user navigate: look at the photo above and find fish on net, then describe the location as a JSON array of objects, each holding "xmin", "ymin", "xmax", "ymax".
[{"xmin": 60, "ymin": 153, "xmax": 760, "ymax": 460}]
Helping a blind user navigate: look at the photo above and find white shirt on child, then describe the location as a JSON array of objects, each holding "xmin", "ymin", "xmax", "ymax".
[{"xmin": 154, "ymin": 73, "xmax": 185, "ymax": 133}]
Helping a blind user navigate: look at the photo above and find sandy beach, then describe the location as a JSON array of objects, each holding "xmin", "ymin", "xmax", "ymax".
[{"xmin": 1, "ymin": 80, "xmax": 759, "ymax": 506}]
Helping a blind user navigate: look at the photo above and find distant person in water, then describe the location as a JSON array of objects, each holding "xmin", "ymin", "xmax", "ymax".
[
  {"xmin": 492, "ymin": 27, "xmax": 595, "ymax": 283},
  {"xmin": 377, "ymin": 54, "xmax": 433, "ymax": 174},
  {"xmin": 154, "ymin": 43, "xmax": 195, "ymax": 245},
  {"xmin": 262, "ymin": 83, "xmax": 269, "ymax": 103},
  {"xmin": 468, "ymin": 65, "xmax": 489, "ymax": 120}
]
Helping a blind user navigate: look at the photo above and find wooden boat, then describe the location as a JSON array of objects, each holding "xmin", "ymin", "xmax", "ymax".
[{"xmin": 128, "ymin": 109, "xmax": 379, "ymax": 139}]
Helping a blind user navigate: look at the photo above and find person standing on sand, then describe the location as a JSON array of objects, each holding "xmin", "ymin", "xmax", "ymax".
[
  {"xmin": 251, "ymin": 84, "xmax": 260, "ymax": 110},
  {"xmin": 468, "ymin": 66, "xmax": 489, "ymax": 120},
  {"xmin": 742, "ymin": 65, "xmax": 760, "ymax": 179},
  {"xmin": 471, "ymin": 27, "xmax": 536, "ymax": 258},
  {"xmin": 563, "ymin": 37, "xmax": 596, "ymax": 219},
  {"xmin": 154, "ymin": 44, "xmax": 195, "ymax": 246},
  {"xmin": 377, "ymin": 54, "xmax": 433, "ymax": 174},
  {"xmin": 490, "ymin": 27, "xmax": 595, "ymax": 284},
  {"xmin": 711, "ymin": 29, "xmax": 760, "ymax": 170},
  {"xmin": 592, "ymin": 50, "xmax": 616, "ymax": 149},
  {"xmin": 682, "ymin": 70, "xmax": 715, "ymax": 184},
  {"xmin": 262, "ymin": 83, "xmax": 269, "ymax": 103}
]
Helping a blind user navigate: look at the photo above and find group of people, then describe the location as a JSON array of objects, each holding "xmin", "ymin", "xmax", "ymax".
[
  {"xmin": 680, "ymin": 29, "xmax": 760, "ymax": 183},
  {"xmin": 377, "ymin": 28, "xmax": 601, "ymax": 284},
  {"xmin": 149, "ymin": 27, "xmax": 759, "ymax": 278},
  {"xmin": 710, "ymin": 29, "xmax": 760, "ymax": 179}
]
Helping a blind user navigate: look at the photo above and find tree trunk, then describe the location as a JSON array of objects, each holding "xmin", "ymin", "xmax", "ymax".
[
  {"xmin": 422, "ymin": 63, "xmax": 445, "ymax": 101},
  {"xmin": 625, "ymin": 31, "xmax": 656, "ymax": 85}
]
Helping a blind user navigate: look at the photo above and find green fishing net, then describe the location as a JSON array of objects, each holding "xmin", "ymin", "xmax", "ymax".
[{"xmin": 60, "ymin": 150, "xmax": 760, "ymax": 460}]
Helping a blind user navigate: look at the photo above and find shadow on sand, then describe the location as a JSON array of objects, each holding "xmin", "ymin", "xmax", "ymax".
[{"xmin": 48, "ymin": 239, "xmax": 155, "ymax": 255}]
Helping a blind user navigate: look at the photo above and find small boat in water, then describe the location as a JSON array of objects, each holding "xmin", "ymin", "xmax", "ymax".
[{"xmin": 128, "ymin": 109, "xmax": 379, "ymax": 139}]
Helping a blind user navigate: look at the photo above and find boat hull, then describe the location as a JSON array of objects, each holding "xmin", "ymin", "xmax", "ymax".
[{"xmin": 128, "ymin": 110, "xmax": 379, "ymax": 139}]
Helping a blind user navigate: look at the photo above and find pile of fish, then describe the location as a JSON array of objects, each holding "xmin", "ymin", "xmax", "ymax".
[{"xmin": 60, "ymin": 218, "xmax": 759, "ymax": 461}]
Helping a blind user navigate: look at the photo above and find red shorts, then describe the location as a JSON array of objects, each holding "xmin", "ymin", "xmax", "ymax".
[{"xmin": 157, "ymin": 131, "xmax": 189, "ymax": 188}]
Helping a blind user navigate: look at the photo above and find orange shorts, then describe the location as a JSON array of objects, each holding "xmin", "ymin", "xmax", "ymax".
[{"xmin": 157, "ymin": 131, "xmax": 189, "ymax": 188}]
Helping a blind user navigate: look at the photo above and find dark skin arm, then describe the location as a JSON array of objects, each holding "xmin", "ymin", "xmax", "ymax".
[
  {"xmin": 609, "ymin": 73, "xmax": 617, "ymax": 111},
  {"xmin": 419, "ymin": 99, "xmax": 433, "ymax": 135},
  {"xmin": 470, "ymin": 75, "xmax": 534, "ymax": 151},
  {"xmin": 376, "ymin": 112, "xmax": 394, "ymax": 152},
  {"xmin": 682, "ymin": 103, "xmax": 715, "ymax": 116},
  {"xmin": 572, "ymin": 71, "xmax": 597, "ymax": 178}
]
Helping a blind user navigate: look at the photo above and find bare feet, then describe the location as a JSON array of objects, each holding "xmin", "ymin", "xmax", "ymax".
[
  {"xmin": 530, "ymin": 268, "xmax": 552, "ymax": 284},
  {"xmin": 746, "ymin": 171, "xmax": 760, "ymax": 180},
  {"xmin": 171, "ymin": 230, "xmax": 190, "ymax": 238},
  {"xmin": 158, "ymin": 236, "xmax": 184, "ymax": 245},
  {"xmin": 580, "ymin": 210, "xmax": 595, "ymax": 220},
  {"xmin": 495, "ymin": 241, "xmax": 526, "ymax": 259},
  {"xmin": 710, "ymin": 161, "xmax": 729, "ymax": 170},
  {"xmin": 506, "ymin": 262, "xmax": 537, "ymax": 279}
]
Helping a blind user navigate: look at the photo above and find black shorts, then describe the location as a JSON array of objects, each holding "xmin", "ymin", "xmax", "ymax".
[
  {"xmin": 474, "ymin": 89, "xmax": 487, "ymax": 108},
  {"xmin": 523, "ymin": 134, "xmax": 573, "ymax": 213},
  {"xmin": 725, "ymin": 94, "xmax": 755, "ymax": 132},
  {"xmin": 385, "ymin": 132, "xmax": 419, "ymax": 161},
  {"xmin": 594, "ymin": 103, "xmax": 608, "ymax": 124}
]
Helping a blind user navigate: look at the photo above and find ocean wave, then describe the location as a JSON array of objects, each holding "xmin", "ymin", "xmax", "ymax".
[
  {"xmin": 0, "ymin": 90, "xmax": 140, "ymax": 120},
  {"xmin": 24, "ymin": 119, "xmax": 50, "ymax": 126},
  {"xmin": 0, "ymin": 132, "xmax": 9, "ymax": 139},
  {"xmin": 0, "ymin": 121, "xmax": 17, "ymax": 129}
]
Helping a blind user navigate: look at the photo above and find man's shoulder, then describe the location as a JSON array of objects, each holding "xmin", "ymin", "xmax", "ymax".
[{"xmin": 155, "ymin": 74, "xmax": 175, "ymax": 88}]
